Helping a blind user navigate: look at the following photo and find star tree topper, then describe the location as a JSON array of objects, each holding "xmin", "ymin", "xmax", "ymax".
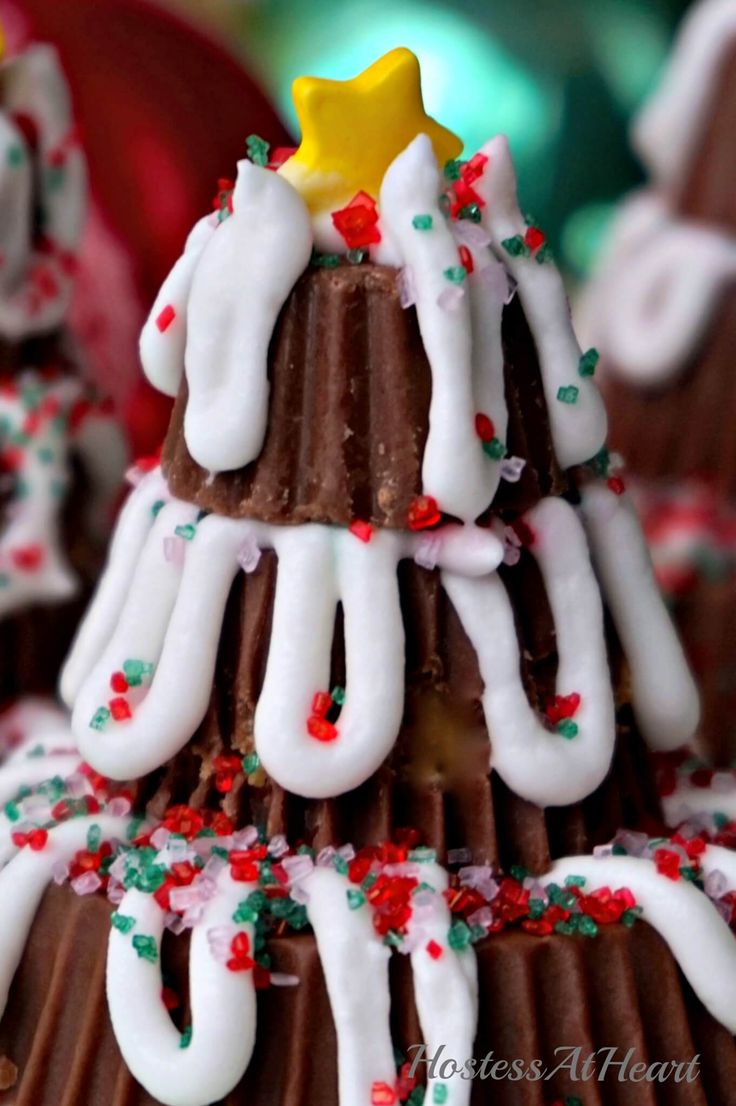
[{"xmin": 279, "ymin": 47, "xmax": 462, "ymax": 212}]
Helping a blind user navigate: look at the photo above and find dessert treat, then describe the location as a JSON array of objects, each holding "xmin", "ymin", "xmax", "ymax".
[
  {"xmin": 0, "ymin": 39, "xmax": 126, "ymax": 699},
  {"xmin": 1, "ymin": 46, "xmax": 734, "ymax": 1106},
  {"xmin": 580, "ymin": 0, "xmax": 736, "ymax": 766}
]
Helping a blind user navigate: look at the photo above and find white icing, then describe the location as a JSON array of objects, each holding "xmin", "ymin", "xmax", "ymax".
[
  {"xmin": 379, "ymin": 135, "xmax": 500, "ymax": 522},
  {"xmin": 580, "ymin": 481, "xmax": 700, "ymax": 751},
  {"xmin": 408, "ymin": 864, "xmax": 477, "ymax": 1106},
  {"xmin": 444, "ymin": 496, "xmax": 616, "ymax": 807},
  {"xmin": 579, "ymin": 191, "xmax": 736, "ymax": 385},
  {"xmin": 548, "ymin": 851, "xmax": 736, "ymax": 1034},
  {"xmin": 107, "ymin": 868, "xmax": 257, "ymax": 1106},
  {"xmin": 61, "ymin": 468, "xmax": 171, "ymax": 707},
  {"xmin": 304, "ymin": 866, "xmax": 396, "ymax": 1105},
  {"xmin": 0, "ymin": 45, "xmax": 87, "ymax": 339},
  {"xmin": 633, "ymin": 0, "xmax": 736, "ymax": 187},
  {"xmin": 0, "ymin": 814, "xmax": 129, "ymax": 1019},
  {"xmin": 139, "ymin": 215, "xmax": 217, "ymax": 398},
  {"xmin": 475, "ymin": 135, "xmax": 608, "ymax": 468}
]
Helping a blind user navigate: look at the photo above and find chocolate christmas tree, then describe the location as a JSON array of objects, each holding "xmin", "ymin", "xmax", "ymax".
[
  {"xmin": 581, "ymin": 0, "xmax": 736, "ymax": 768},
  {"xmin": 0, "ymin": 47, "xmax": 735, "ymax": 1106},
  {"xmin": 0, "ymin": 38, "xmax": 126, "ymax": 701}
]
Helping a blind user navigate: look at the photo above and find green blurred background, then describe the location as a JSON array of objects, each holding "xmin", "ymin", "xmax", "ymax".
[{"xmin": 165, "ymin": 0, "xmax": 693, "ymax": 276}]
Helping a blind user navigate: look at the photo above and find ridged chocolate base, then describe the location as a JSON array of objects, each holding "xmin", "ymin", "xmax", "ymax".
[
  {"xmin": 163, "ymin": 265, "xmax": 565, "ymax": 527},
  {"xmin": 1, "ymin": 884, "xmax": 734, "ymax": 1106}
]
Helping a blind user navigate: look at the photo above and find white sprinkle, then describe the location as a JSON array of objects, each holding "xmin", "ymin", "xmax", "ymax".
[
  {"xmin": 500, "ymin": 456, "xmax": 526, "ymax": 483},
  {"xmin": 437, "ymin": 284, "xmax": 465, "ymax": 311},
  {"xmin": 163, "ymin": 535, "xmax": 186, "ymax": 564},
  {"xmin": 397, "ymin": 266, "xmax": 416, "ymax": 309},
  {"xmin": 238, "ymin": 536, "xmax": 262, "ymax": 574}
]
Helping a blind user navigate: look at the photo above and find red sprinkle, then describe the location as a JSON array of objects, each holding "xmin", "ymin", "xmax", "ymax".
[
  {"xmin": 307, "ymin": 716, "xmax": 339, "ymax": 743},
  {"xmin": 371, "ymin": 1081, "xmax": 398, "ymax": 1106},
  {"xmin": 110, "ymin": 671, "xmax": 129, "ymax": 694},
  {"xmin": 607, "ymin": 475, "xmax": 626, "ymax": 496},
  {"xmin": 11, "ymin": 544, "xmax": 44, "ymax": 571},
  {"xmin": 407, "ymin": 495, "xmax": 441, "ymax": 531},
  {"xmin": 654, "ymin": 848, "xmax": 682, "ymax": 881},
  {"xmin": 349, "ymin": 519, "xmax": 374, "ymax": 543},
  {"xmin": 155, "ymin": 305, "xmax": 176, "ymax": 333},
  {"xmin": 109, "ymin": 697, "xmax": 132, "ymax": 722},
  {"xmin": 311, "ymin": 691, "xmax": 333, "ymax": 719},
  {"xmin": 426, "ymin": 939, "xmax": 443, "ymax": 960},
  {"xmin": 331, "ymin": 191, "xmax": 381, "ymax": 250},
  {"xmin": 524, "ymin": 226, "xmax": 546, "ymax": 252},
  {"xmin": 474, "ymin": 413, "xmax": 495, "ymax": 442},
  {"xmin": 458, "ymin": 244, "xmax": 474, "ymax": 274}
]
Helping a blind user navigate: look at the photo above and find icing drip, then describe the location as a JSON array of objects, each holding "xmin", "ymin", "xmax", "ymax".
[
  {"xmin": 580, "ymin": 191, "xmax": 736, "ymax": 385},
  {"xmin": 141, "ymin": 162, "xmax": 314, "ymax": 474},
  {"xmin": 0, "ymin": 46, "xmax": 87, "ymax": 339},
  {"xmin": 548, "ymin": 849, "xmax": 736, "ymax": 1034},
  {"xmin": 633, "ymin": 0, "xmax": 736, "ymax": 186},
  {"xmin": 139, "ymin": 215, "xmax": 218, "ymax": 398},
  {"xmin": 407, "ymin": 864, "xmax": 477, "ymax": 1106},
  {"xmin": 474, "ymin": 136, "xmax": 608, "ymax": 469},
  {"xmin": 107, "ymin": 868, "xmax": 257, "ymax": 1106},
  {"xmin": 579, "ymin": 481, "xmax": 700, "ymax": 751},
  {"xmin": 379, "ymin": 135, "xmax": 501, "ymax": 522},
  {"xmin": 66, "ymin": 476, "xmax": 503, "ymax": 791},
  {"xmin": 444, "ymin": 496, "xmax": 616, "ymax": 807},
  {"xmin": 0, "ymin": 814, "xmax": 129, "ymax": 1018},
  {"xmin": 61, "ymin": 467, "xmax": 171, "ymax": 706},
  {"xmin": 304, "ymin": 866, "xmax": 396, "ymax": 1105}
]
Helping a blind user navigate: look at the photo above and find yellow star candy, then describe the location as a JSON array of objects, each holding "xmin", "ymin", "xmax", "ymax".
[{"xmin": 279, "ymin": 47, "xmax": 462, "ymax": 213}]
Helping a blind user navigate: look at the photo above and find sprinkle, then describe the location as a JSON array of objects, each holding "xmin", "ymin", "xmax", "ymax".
[
  {"xmin": 111, "ymin": 912, "xmax": 136, "ymax": 934},
  {"xmin": 524, "ymin": 226, "xmax": 546, "ymax": 252},
  {"xmin": 426, "ymin": 939, "xmax": 443, "ymax": 959},
  {"xmin": 556, "ymin": 385, "xmax": 579, "ymax": 405},
  {"xmin": 151, "ymin": 499, "xmax": 165, "ymax": 518},
  {"xmin": 482, "ymin": 438, "xmax": 506, "ymax": 461},
  {"xmin": 307, "ymin": 716, "xmax": 339, "ymax": 742},
  {"xmin": 155, "ymin": 305, "xmax": 176, "ymax": 333},
  {"xmin": 245, "ymin": 134, "xmax": 270, "ymax": 166},
  {"xmin": 242, "ymin": 752, "xmax": 260, "ymax": 775},
  {"xmin": 407, "ymin": 496, "xmax": 441, "ymax": 531},
  {"xmin": 132, "ymin": 935, "xmax": 159, "ymax": 962},
  {"xmin": 474, "ymin": 413, "xmax": 495, "ymax": 442},
  {"xmin": 371, "ymin": 1082, "xmax": 398, "ymax": 1106},
  {"xmin": 607, "ymin": 475, "xmax": 626, "ymax": 496},
  {"xmin": 349, "ymin": 519, "xmax": 373, "ymax": 543},
  {"xmin": 500, "ymin": 456, "xmax": 526, "ymax": 483},
  {"xmin": 458, "ymin": 245, "xmax": 474, "ymax": 274},
  {"xmin": 433, "ymin": 1084, "xmax": 448, "ymax": 1104},
  {"xmin": 444, "ymin": 159, "xmax": 463, "ymax": 181},
  {"xmin": 174, "ymin": 523, "xmax": 197, "ymax": 542},
  {"xmin": 437, "ymin": 284, "xmax": 465, "ymax": 311},
  {"xmin": 270, "ymin": 972, "xmax": 300, "ymax": 987},
  {"xmin": 71, "ymin": 871, "xmax": 102, "ymax": 895},
  {"xmin": 108, "ymin": 697, "xmax": 131, "ymax": 722},
  {"xmin": 332, "ymin": 191, "xmax": 381, "ymax": 249},
  {"xmin": 346, "ymin": 248, "xmax": 367, "ymax": 264},
  {"xmin": 87, "ymin": 824, "xmax": 102, "ymax": 853},
  {"xmin": 412, "ymin": 214, "xmax": 433, "ymax": 230},
  {"xmin": 501, "ymin": 234, "xmax": 530, "ymax": 258},
  {"xmin": 557, "ymin": 719, "xmax": 579, "ymax": 739},
  {"xmin": 237, "ymin": 536, "xmax": 261, "ymax": 573},
  {"xmin": 443, "ymin": 265, "xmax": 467, "ymax": 285},
  {"xmin": 123, "ymin": 658, "xmax": 154, "ymax": 687},
  {"xmin": 331, "ymin": 685, "xmax": 346, "ymax": 706},
  {"xmin": 414, "ymin": 535, "xmax": 441, "ymax": 571},
  {"xmin": 311, "ymin": 691, "xmax": 333, "ymax": 718},
  {"xmin": 397, "ymin": 266, "xmax": 416, "ymax": 309},
  {"xmin": 110, "ymin": 671, "xmax": 129, "ymax": 693},
  {"xmin": 163, "ymin": 536, "xmax": 186, "ymax": 564},
  {"xmin": 312, "ymin": 251, "xmax": 341, "ymax": 269},
  {"xmin": 347, "ymin": 889, "xmax": 365, "ymax": 910},
  {"xmin": 578, "ymin": 348, "xmax": 599, "ymax": 377},
  {"xmin": 447, "ymin": 920, "xmax": 472, "ymax": 950},
  {"xmin": 90, "ymin": 706, "xmax": 111, "ymax": 731},
  {"xmin": 179, "ymin": 1027, "xmax": 193, "ymax": 1049}
]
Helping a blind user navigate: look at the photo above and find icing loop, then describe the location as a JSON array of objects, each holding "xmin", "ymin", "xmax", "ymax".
[
  {"xmin": 107, "ymin": 868, "xmax": 257, "ymax": 1106},
  {"xmin": 579, "ymin": 481, "xmax": 700, "ymax": 751},
  {"xmin": 444, "ymin": 496, "xmax": 617, "ymax": 807}
]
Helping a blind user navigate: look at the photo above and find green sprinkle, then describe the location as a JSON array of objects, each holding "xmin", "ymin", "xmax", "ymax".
[
  {"xmin": 346, "ymin": 889, "xmax": 365, "ymax": 910},
  {"xmin": 535, "ymin": 241, "xmax": 553, "ymax": 264},
  {"xmin": 4, "ymin": 801, "xmax": 20, "ymax": 823},
  {"xmin": 123, "ymin": 658, "xmax": 154, "ymax": 687},
  {"xmin": 528, "ymin": 899, "xmax": 546, "ymax": 920},
  {"xmin": 126, "ymin": 816, "xmax": 145, "ymax": 841},
  {"xmin": 554, "ymin": 919, "xmax": 575, "ymax": 936},
  {"xmin": 587, "ymin": 446, "xmax": 611, "ymax": 478},
  {"xmin": 501, "ymin": 234, "xmax": 530, "ymax": 258},
  {"xmin": 621, "ymin": 906, "xmax": 642, "ymax": 928},
  {"xmin": 565, "ymin": 1097, "xmax": 583, "ymax": 1106},
  {"xmin": 132, "ymin": 935, "xmax": 158, "ymax": 963},
  {"xmin": 578, "ymin": 348, "xmax": 600, "ymax": 377},
  {"xmin": 458, "ymin": 203, "xmax": 481, "ymax": 223},
  {"xmin": 179, "ymin": 1026, "xmax": 193, "ymax": 1049},
  {"xmin": 90, "ymin": 706, "xmax": 111, "ymax": 731},
  {"xmin": 333, "ymin": 856, "xmax": 349, "ymax": 876},
  {"xmin": 331, "ymin": 685, "xmax": 346, "ymax": 706},
  {"xmin": 510, "ymin": 865, "xmax": 528, "ymax": 882},
  {"xmin": 7, "ymin": 145, "xmax": 24, "ymax": 167},
  {"xmin": 245, "ymin": 134, "xmax": 270, "ymax": 167},
  {"xmin": 433, "ymin": 1083, "xmax": 448, "ymax": 1104},
  {"xmin": 412, "ymin": 213, "xmax": 433, "ymax": 230},
  {"xmin": 448, "ymin": 920, "xmax": 472, "ymax": 951},
  {"xmin": 27, "ymin": 744, "xmax": 45, "ymax": 758},
  {"xmin": 408, "ymin": 847, "xmax": 437, "ymax": 863},
  {"xmin": 713, "ymin": 812, "xmax": 730, "ymax": 830},
  {"xmin": 36, "ymin": 447, "xmax": 54, "ymax": 464},
  {"xmin": 383, "ymin": 931, "xmax": 403, "ymax": 948},
  {"xmin": 407, "ymin": 1089, "xmax": 426, "ymax": 1106},
  {"xmin": 151, "ymin": 499, "xmax": 165, "ymax": 518},
  {"xmin": 482, "ymin": 437, "xmax": 506, "ymax": 460},
  {"xmin": 174, "ymin": 523, "xmax": 197, "ymax": 541},
  {"xmin": 557, "ymin": 719, "xmax": 579, "ymax": 739},
  {"xmin": 312, "ymin": 251, "xmax": 340, "ymax": 269},
  {"xmin": 111, "ymin": 913, "xmax": 136, "ymax": 934},
  {"xmin": 443, "ymin": 158, "xmax": 463, "ymax": 181},
  {"xmin": 578, "ymin": 915, "xmax": 598, "ymax": 938},
  {"xmin": 346, "ymin": 248, "xmax": 366, "ymax": 264},
  {"xmin": 612, "ymin": 843, "xmax": 627, "ymax": 856},
  {"xmin": 564, "ymin": 874, "xmax": 587, "ymax": 888},
  {"xmin": 87, "ymin": 824, "xmax": 102, "ymax": 853},
  {"xmin": 212, "ymin": 846, "xmax": 230, "ymax": 862},
  {"xmin": 242, "ymin": 752, "xmax": 260, "ymax": 775},
  {"xmin": 556, "ymin": 385, "xmax": 579, "ymax": 405},
  {"xmin": 443, "ymin": 265, "xmax": 467, "ymax": 285}
]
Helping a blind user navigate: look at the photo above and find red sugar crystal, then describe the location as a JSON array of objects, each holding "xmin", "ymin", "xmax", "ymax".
[
  {"xmin": 407, "ymin": 495, "xmax": 441, "ymax": 531},
  {"xmin": 524, "ymin": 226, "xmax": 545, "ymax": 252},
  {"xmin": 311, "ymin": 691, "xmax": 333, "ymax": 718},
  {"xmin": 426, "ymin": 939, "xmax": 443, "ymax": 960},
  {"xmin": 307, "ymin": 716, "xmax": 339, "ymax": 742},
  {"xmin": 349, "ymin": 519, "xmax": 374, "ymax": 543},
  {"xmin": 331, "ymin": 191, "xmax": 381, "ymax": 249},
  {"xmin": 110, "ymin": 671, "xmax": 129, "ymax": 694},
  {"xmin": 109, "ymin": 697, "xmax": 132, "ymax": 722},
  {"xmin": 155, "ymin": 305, "xmax": 176, "ymax": 333}
]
